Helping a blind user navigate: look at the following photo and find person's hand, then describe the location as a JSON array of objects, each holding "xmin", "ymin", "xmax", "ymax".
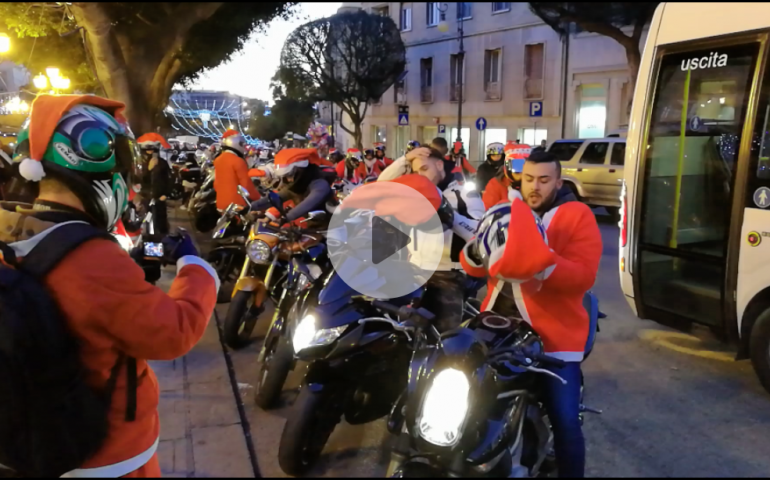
[
  {"xmin": 405, "ymin": 147, "xmax": 432, "ymax": 163},
  {"xmin": 159, "ymin": 195, "xmax": 167, "ymax": 201},
  {"xmin": 162, "ymin": 228, "xmax": 199, "ymax": 264}
]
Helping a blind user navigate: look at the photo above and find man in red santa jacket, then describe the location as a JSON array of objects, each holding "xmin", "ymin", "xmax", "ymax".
[{"xmin": 460, "ymin": 149, "xmax": 602, "ymax": 479}]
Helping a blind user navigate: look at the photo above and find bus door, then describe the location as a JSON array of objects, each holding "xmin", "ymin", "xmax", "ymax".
[{"xmin": 635, "ymin": 40, "xmax": 762, "ymax": 329}]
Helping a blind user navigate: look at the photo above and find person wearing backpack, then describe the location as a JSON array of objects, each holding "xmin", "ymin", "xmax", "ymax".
[{"xmin": 0, "ymin": 94, "xmax": 220, "ymax": 478}]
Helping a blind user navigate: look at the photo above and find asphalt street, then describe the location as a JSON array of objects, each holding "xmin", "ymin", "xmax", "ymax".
[{"xmin": 209, "ymin": 212, "xmax": 770, "ymax": 478}]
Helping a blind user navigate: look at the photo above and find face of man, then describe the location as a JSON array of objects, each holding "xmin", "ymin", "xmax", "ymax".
[
  {"xmin": 521, "ymin": 160, "xmax": 562, "ymax": 214},
  {"xmin": 412, "ymin": 156, "xmax": 446, "ymax": 186},
  {"xmin": 490, "ymin": 154, "xmax": 502, "ymax": 163},
  {"xmin": 375, "ymin": 150, "xmax": 384, "ymax": 158}
]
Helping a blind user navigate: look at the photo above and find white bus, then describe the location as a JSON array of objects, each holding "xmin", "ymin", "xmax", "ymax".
[{"xmin": 620, "ymin": 2, "xmax": 770, "ymax": 393}]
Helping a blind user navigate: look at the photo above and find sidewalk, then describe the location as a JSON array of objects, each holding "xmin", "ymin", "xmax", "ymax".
[{"xmin": 150, "ymin": 207, "xmax": 254, "ymax": 478}]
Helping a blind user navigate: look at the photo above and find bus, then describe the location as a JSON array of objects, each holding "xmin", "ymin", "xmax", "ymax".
[{"xmin": 620, "ymin": 2, "xmax": 770, "ymax": 393}]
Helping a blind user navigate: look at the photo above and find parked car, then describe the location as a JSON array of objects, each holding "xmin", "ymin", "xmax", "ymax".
[{"xmin": 548, "ymin": 137, "xmax": 625, "ymax": 214}]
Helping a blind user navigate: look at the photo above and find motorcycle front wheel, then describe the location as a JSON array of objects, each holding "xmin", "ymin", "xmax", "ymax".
[
  {"xmin": 255, "ymin": 335, "xmax": 294, "ymax": 409},
  {"xmin": 223, "ymin": 290, "xmax": 262, "ymax": 349},
  {"xmin": 207, "ymin": 250, "xmax": 241, "ymax": 303},
  {"xmin": 278, "ymin": 386, "xmax": 344, "ymax": 476}
]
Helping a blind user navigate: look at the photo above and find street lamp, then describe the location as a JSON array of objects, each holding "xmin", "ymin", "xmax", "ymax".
[
  {"xmin": 33, "ymin": 68, "xmax": 71, "ymax": 94},
  {"xmin": 0, "ymin": 33, "xmax": 10, "ymax": 54},
  {"xmin": 437, "ymin": 3, "xmax": 465, "ymax": 149}
]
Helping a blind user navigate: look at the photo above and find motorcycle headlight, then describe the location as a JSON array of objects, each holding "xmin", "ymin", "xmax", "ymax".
[
  {"xmin": 418, "ymin": 368, "xmax": 470, "ymax": 447},
  {"xmin": 247, "ymin": 239, "xmax": 272, "ymax": 264},
  {"xmin": 292, "ymin": 314, "xmax": 346, "ymax": 353},
  {"xmin": 464, "ymin": 181, "xmax": 476, "ymax": 192}
]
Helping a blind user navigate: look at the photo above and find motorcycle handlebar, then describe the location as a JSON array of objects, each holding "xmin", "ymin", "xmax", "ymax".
[
  {"xmin": 531, "ymin": 353, "xmax": 567, "ymax": 369},
  {"xmin": 371, "ymin": 300, "xmax": 436, "ymax": 323}
]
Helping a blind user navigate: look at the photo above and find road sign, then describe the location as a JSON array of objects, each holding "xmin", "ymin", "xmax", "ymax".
[
  {"xmin": 398, "ymin": 113, "xmax": 409, "ymax": 126},
  {"xmin": 476, "ymin": 117, "xmax": 487, "ymax": 131},
  {"xmin": 398, "ymin": 105, "xmax": 409, "ymax": 115},
  {"xmin": 690, "ymin": 116, "xmax": 702, "ymax": 130},
  {"xmin": 754, "ymin": 187, "xmax": 770, "ymax": 208},
  {"xmin": 530, "ymin": 101, "xmax": 543, "ymax": 117},
  {"xmin": 438, "ymin": 124, "xmax": 446, "ymax": 134}
]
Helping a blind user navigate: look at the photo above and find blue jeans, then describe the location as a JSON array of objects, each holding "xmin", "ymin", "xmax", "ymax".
[{"xmin": 541, "ymin": 362, "xmax": 585, "ymax": 478}]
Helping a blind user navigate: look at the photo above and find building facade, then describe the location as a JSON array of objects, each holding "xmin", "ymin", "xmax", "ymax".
[{"xmin": 344, "ymin": 2, "xmax": 646, "ymax": 164}]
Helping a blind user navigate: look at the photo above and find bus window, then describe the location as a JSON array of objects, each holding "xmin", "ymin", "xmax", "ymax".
[{"xmin": 637, "ymin": 42, "xmax": 760, "ymax": 325}]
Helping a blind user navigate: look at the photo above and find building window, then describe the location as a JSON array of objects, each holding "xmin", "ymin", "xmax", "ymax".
[
  {"xmin": 524, "ymin": 43, "xmax": 545, "ymax": 100},
  {"xmin": 457, "ymin": 2, "xmax": 472, "ymax": 20},
  {"xmin": 400, "ymin": 3, "xmax": 412, "ymax": 32},
  {"xmin": 484, "ymin": 49, "xmax": 502, "ymax": 101},
  {"xmin": 421, "ymin": 126, "xmax": 438, "ymax": 145},
  {"xmin": 492, "ymin": 2, "xmax": 511, "ymax": 13},
  {"xmin": 426, "ymin": 3, "xmax": 440, "ymax": 26},
  {"xmin": 394, "ymin": 75, "xmax": 407, "ymax": 104},
  {"xmin": 373, "ymin": 5, "xmax": 390, "ymax": 17},
  {"xmin": 395, "ymin": 126, "xmax": 410, "ymax": 158},
  {"xmin": 520, "ymin": 128, "xmax": 548, "ymax": 147},
  {"xmin": 578, "ymin": 84, "xmax": 607, "ymax": 138},
  {"xmin": 372, "ymin": 126, "xmax": 387, "ymax": 145},
  {"xmin": 421, "ymin": 58, "xmax": 433, "ymax": 103},
  {"xmin": 449, "ymin": 128, "xmax": 471, "ymax": 152},
  {"xmin": 450, "ymin": 54, "xmax": 465, "ymax": 102}
]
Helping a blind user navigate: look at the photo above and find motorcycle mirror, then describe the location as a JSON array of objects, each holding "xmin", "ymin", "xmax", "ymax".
[{"xmin": 237, "ymin": 185, "xmax": 251, "ymax": 202}]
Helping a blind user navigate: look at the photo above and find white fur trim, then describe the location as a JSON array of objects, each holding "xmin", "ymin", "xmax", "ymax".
[
  {"xmin": 275, "ymin": 160, "xmax": 309, "ymax": 176},
  {"xmin": 265, "ymin": 211, "xmax": 279, "ymax": 222},
  {"xmin": 61, "ymin": 437, "xmax": 159, "ymax": 478},
  {"xmin": 19, "ymin": 158, "xmax": 46, "ymax": 182},
  {"xmin": 508, "ymin": 188, "xmax": 523, "ymax": 202},
  {"xmin": 544, "ymin": 351, "xmax": 584, "ymax": 362},
  {"xmin": 177, "ymin": 255, "xmax": 221, "ymax": 293}
]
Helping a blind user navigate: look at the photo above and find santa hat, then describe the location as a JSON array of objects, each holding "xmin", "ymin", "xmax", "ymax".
[
  {"xmin": 340, "ymin": 174, "xmax": 442, "ymax": 226},
  {"xmin": 18, "ymin": 94, "xmax": 127, "ymax": 182},
  {"xmin": 373, "ymin": 142, "xmax": 385, "ymax": 150},
  {"xmin": 222, "ymin": 129, "xmax": 240, "ymax": 140},
  {"xmin": 274, "ymin": 148, "xmax": 311, "ymax": 176},
  {"xmin": 137, "ymin": 132, "xmax": 171, "ymax": 150},
  {"xmin": 506, "ymin": 142, "xmax": 531, "ymax": 160},
  {"xmin": 347, "ymin": 148, "xmax": 362, "ymax": 158}
]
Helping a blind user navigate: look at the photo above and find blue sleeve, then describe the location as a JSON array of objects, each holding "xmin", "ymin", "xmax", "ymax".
[{"xmin": 285, "ymin": 179, "xmax": 331, "ymax": 222}]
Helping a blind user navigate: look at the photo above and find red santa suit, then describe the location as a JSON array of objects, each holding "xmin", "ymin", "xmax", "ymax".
[{"xmin": 460, "ymin": 189, "xmax": 602, "ymax": 362}]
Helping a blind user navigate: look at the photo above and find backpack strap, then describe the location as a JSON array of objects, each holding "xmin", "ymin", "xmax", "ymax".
[
  {"xmin": 18, "ymin": 220, "xmax": 138, "ymax": 423},
  {"xmin": 16, "ymin": 221, "xmax": 116, "ymax": 279}
]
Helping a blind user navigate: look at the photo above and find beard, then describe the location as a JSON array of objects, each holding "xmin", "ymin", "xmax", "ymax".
[{"xmin": 526, "ymin": 187, "xmax": 558, "ymax": 215}]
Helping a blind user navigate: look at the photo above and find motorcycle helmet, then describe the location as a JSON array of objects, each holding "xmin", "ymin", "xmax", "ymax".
[
  {"xmin": 13, "ymin": 94, "xmax": 141, "ymax": 230},
  {"xmin": 405, "ymin": 140, "xmax": 421, "ymax": 154},
  {"xmin": 364, "ymin": 148, "xmax": 375, "ymax": 159},
  {"xmin": 486, "ymin": 142, "xmax": 505, "ymax": 166},
  {"xmin": 221, "ymin": 129, "xmax": 247, "ymax": 157},
  {"xmin": 346, "ymin": 148, "xmax": 362, "ymax": 169},
  {"xmin": 374, "ymin": 142, "xmax": 386, "ymax": 157}
]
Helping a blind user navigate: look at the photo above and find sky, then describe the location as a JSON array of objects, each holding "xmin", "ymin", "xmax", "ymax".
[{"xmin": 188, "ymin": 2, "xmax": 342, "ymax": 103}]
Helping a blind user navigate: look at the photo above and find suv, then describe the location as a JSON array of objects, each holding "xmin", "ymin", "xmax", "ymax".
[{"xmin": 548, "ymin": 137, "xmax": 625, "ymax": 212}]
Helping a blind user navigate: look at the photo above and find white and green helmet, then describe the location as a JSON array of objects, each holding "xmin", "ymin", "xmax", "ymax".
[{"xmin": 13, "ymin": 104, "xmax": 141, "ymax": 230}]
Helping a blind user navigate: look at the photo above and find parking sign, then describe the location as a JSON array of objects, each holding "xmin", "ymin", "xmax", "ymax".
[{"xmin": 530, "ymin": 101, "xmax": 543, "ymax": 117}]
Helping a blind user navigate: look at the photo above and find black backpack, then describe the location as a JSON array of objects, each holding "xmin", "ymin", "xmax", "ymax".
[{"xmin": 0, "ymin": 222, "xmax": 137, "ymax": 477}]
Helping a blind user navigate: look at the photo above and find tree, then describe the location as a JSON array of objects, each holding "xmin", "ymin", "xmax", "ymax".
[
  {"xmin": 277, "ymin": 10, "xmax": 405, "ymax": 150},
  {"xmin": 529, "ymin": 2, "xmax": 659, "ymax": 95},
  {"xmin": 248, "ymin": 95, "xmax": 315, "ymax": 142},
  {"xmin": 0, "ymin": 2, "xmax": 297, "ymax": 134}
]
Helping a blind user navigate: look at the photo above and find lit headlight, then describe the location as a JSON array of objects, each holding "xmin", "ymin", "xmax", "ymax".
[
  {"xmin": 246, "ymin": 239, "xmax": 272, "ymax": 264},
  {"xmin": 464, "ymin": 181, "xmax": 476, "ymax": 192},
  {"xmin": 418, "ymin": 368, "xmax": 470, "ymax": 447},
  {"xmin": 292, "ymin": 314, "xmax": 346, "ymax": 353}
]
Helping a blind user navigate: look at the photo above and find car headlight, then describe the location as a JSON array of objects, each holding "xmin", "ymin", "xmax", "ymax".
[
  {"xmin": 418, "ymin": 368, "xmax": 470, "ymax": 447},
  {"xmin": 247, "ymin": 239, "xmax": 272, "ymax": 264},
  {"xmin": 292, "ymin": 314, "xmax": 346, "ymax": 353}
]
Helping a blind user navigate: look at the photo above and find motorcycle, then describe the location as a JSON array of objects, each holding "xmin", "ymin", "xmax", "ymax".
[
  {"xmin": 222, "ymin": 189, "xmax": 327, "ymax": 350},
  {"xmin": 207, "ymin": 190, "xmax": 253, "ymax": 304},
  {"xmin": 386, "ymin": 292, "xmax": 605, "ymax": 478}
]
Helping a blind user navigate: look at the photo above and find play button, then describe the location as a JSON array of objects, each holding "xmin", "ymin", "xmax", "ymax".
[
  {"xmin": 326, "ymin": 177, "xmax": 447, "ymax": 300},
  {"xmin": 372, "ymin": 216, "xmax": 411, "ymax": 265}
]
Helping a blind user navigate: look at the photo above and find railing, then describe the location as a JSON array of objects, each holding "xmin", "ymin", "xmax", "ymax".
[{"xmin": 485, "ymin": 82, "xmax": 501, "ymax": 101}]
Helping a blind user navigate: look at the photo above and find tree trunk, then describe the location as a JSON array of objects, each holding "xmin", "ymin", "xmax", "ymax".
[{"xmin": 70, "ymin": 2, "xmax": 222, "ymax": 135}]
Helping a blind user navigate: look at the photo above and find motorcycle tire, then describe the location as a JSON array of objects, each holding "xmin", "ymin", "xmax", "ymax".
[
  {"xmin": 169, "ymin": 183, "xmax": 184, "ymax": 201},
  {"xmin": 207, "ymin": 250, "xmax": 241, "ymax": 304},
  {"xmin": 278, "ymin": 386, "xmax": 343, "ymax": 477},
  {"xmin": 255, "ymin": 336, "xmax": 294, "ymax": 409},
  {"xmin": 223, "ymin": 290, "xmax": 262, "ymax": 349}
]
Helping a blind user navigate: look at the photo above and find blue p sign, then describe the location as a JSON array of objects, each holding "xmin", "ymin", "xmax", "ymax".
[{"xmin": 530, "ymin": 101, "xmax": 543, "ymax": 117}]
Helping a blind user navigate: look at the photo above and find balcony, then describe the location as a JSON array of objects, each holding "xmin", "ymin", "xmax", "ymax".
[
  {"xmin": 450, "ymin": 84, "xmax": 466, "ymax": 103},
  {"xmin": 524, "ymin": 77, "xmax": 544, "ymax": 100},
  {"xmin": 421, "ymin": 86, "xmax": 433, "ymax": 103},
  {"xmin": 485, "ymin": 82, "xmax": 501, "ymax": 101}
]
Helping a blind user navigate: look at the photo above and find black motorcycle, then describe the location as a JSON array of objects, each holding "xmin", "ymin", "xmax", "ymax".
[
  {"xmin": 276, "ymin": 275, "xmax": 437, "ymax": 476},
  {"xmin": 387, "ymin": 292, "xmax": 605, "ymax": 478}
]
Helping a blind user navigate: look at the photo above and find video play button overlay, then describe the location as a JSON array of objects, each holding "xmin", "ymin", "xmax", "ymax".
[
  {"xmin": 372, "ymin": 216, "xmax": 411, "ymax": 265},
  {"xmin": 326, "ymin": 180, "xmax": 446, "ymax": 300}
]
